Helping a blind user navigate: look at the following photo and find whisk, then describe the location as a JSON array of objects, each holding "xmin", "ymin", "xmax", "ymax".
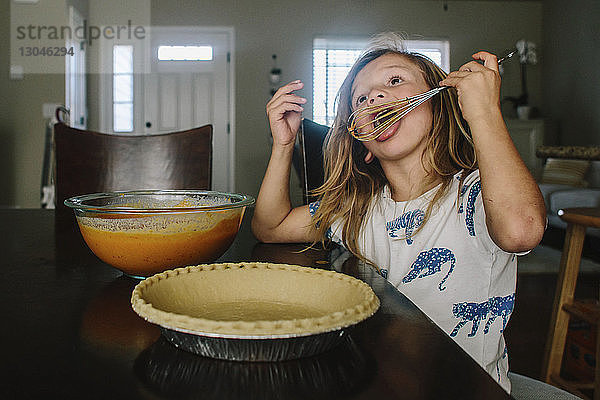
[{"xmin": 347, "ymin": 49, "xmax": 517, "ymax": 141}]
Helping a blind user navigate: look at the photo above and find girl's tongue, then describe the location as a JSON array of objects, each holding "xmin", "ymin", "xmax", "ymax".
[
  {"xmin": 368, "ymin": 106, "xmax": 401, "ymax": 141},
  {"xmin": 375, "ymin": 117, "xmax": 401, "ymax": 142}
]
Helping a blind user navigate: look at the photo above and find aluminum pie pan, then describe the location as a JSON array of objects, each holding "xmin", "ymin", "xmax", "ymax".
[
  {"xmin": 159, "ymin": 326, "xmax": 349, "ymax": 361},
  {"xmin": 131, "ymin": 262, "xmax": 380, "ymax": 361},
  {"xmin": 151, "ymin": 306, "xmax": 355, "ymax": 361}
]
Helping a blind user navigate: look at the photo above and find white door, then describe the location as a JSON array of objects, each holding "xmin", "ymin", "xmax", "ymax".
[{"xmin": 100, "ymin": 27, "xmax": 235, "ymax": 192}]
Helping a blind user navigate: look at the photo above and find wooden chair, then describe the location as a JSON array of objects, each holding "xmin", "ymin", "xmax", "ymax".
[
  {"xmin": 53, "ymin": 111, "xmax": 212, "ymax": 210},
  {"xmin": 292, "ymin": 119, "xmax": 330, "ymax": 205},
  {"xmin": 543, "ymin": 207, "xmax": 600, "ymax": 399}
]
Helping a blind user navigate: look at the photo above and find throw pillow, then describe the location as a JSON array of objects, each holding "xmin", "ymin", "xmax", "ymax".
[{"xmin": 540, "ymin": 158, "xmax": 590, "ymax": 187}]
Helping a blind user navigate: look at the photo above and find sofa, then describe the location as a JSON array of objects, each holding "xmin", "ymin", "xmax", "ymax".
[{"xmin": 536, "ymin": 146, "xmax": 600, "ymax": 237}]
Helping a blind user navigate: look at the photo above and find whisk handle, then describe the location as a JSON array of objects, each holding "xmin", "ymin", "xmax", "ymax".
[{"xmin": 497, "ymin": 49, "xmax": 517, "ymax": 65}]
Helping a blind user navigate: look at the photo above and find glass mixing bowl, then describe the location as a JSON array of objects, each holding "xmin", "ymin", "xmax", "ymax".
[{"xmin": 64, "ymin": 190, "xmax": 255, "ymax": 278}]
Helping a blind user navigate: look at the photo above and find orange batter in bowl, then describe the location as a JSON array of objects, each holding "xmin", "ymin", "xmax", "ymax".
[{"xmin": 77, "ymin": 210, "xmax": 243, "ymax": 277}]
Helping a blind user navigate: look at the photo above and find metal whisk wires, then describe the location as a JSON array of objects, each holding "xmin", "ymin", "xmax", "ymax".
[
  {"xmin": 347, "ymin": 86, "xmax": 448, "ymax": 141},
  {"xmin": 346, "ymin": 49, "xmax": 517, "ymax": 141}
]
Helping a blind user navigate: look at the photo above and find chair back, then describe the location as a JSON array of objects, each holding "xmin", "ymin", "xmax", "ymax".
[
  {"xmin": 54, "ymin": 122, "xmax": 212, "ymax": 210},
  {"xmin": 293, "ymin": 119, "xmax": 330, "ymax": 205}
]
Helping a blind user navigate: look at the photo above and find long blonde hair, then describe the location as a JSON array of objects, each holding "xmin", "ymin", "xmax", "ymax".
[{"xmin": 311, "ymin": 35, "xmax": 476, "ymax": 265}]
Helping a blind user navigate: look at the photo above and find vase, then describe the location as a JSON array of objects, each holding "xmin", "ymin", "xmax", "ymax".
[{"xmin": 517, "ymin": 105, "xmax": 532, "ymax": 120}]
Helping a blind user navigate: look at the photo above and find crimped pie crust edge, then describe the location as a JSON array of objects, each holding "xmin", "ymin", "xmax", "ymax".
[{"xmin": 131, "ymin": 262, "xmax": 380, "ymax": 337}]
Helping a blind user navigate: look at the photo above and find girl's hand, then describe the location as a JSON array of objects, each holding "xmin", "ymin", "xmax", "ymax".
[
  {"xmin": 439, "ymin": 51, "xmax": 502, "ymax": 123},
  {"xmin": 266, "ymin": 80, "xmax": 306, "ymax": 148}
]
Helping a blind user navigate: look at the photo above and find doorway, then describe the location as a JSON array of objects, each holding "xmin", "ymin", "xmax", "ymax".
[{"xmin": 99, "ymin": 27, "xmax": 235, "ymax": 192}]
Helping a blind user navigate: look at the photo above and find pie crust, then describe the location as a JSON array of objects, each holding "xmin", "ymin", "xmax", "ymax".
[{"xmin": 131, "ymin": 262, "xmax": 380, "ymax": 337}]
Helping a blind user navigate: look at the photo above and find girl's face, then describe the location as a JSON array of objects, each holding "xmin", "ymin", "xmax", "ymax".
[{"xmin": 350, "ymin": 53, "xmax": 433, "ymax": 165}]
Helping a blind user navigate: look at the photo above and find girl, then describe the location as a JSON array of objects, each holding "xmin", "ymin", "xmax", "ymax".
[{"xmin": 251, "ymin": 33, "xmax": 546, "ymax": 392}]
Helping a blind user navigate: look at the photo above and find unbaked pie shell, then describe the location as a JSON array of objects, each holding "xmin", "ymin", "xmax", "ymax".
[{"xmin": 131, "ymin": 262, "xmax": 380, "ymax": 338}]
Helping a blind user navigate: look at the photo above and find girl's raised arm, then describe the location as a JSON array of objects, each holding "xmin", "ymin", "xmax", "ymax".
[
  {"xmin": 251, "ymin": 81, "xmax": 318, "ymax": 243},
  {"xmin": 440, "ymin": 52, "xmax": 546, "ymax": 253}
]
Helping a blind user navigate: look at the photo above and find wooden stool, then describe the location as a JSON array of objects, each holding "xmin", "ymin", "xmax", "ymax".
[{"xmin": 543, "ymin": 207, "xmax": 600, "ymax": 399}]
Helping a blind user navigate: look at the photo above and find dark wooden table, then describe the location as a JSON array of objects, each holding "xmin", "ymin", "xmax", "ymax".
[{"xmin": 0, "ymin": 209, "xmax": 510, "ymax": 399}]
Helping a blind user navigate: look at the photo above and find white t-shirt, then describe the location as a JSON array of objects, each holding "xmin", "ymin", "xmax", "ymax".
[{"xmin": 309, "ymin": 170, "xmax": 516, "ymax": 393}]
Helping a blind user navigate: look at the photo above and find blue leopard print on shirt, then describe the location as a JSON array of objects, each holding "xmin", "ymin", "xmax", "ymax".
[
  {"xmin": 465, "ymin": 180, "xmax": 481, "ymax": 236},
  {"xmin": 402, "ymin": 247, "xmax": 456, "ymax": 291},
  {"xmin": 457, "ymin": 180, "xmax": 470, "ymax": 214},
  {"xmin": 308, "ymin": 201, "xmax": 320, "ymax": 217},
  {"xmin": 386, "ymin": 209, "xmax": 425, "ymax": 245},
  {"xmin": 484, "ymin": 293, "xmax": 515, "ymax": 334},
  {"xmin": 308, "ymin": 201, "xmax": 333, "ymax": 240},
  {"xmin": 497, "ymin": 344, "xmax": 508, "ymax": 381},
  {"xmin": 450, "ymin": 293, "xmax": 515, "ymax": 338},
  {"xmin": 460, "ymin": 181, "xmax": 470, "ymax": 197}
]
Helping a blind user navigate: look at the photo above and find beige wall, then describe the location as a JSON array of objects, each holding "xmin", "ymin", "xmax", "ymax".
[
  {"xmin": 0, "ymin": 3, "xmax": 13, "ymax": 207},
  {"xmin": 0, "ymin": 0, "xmax": 552, "ymax": 207},
  {"xmin": 542, "ymin": 0, "xmax": 600, "ymax": 145},
  {"xmin": 2, "ymin": 0, "xmax": 67, "ymax": 207}
]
